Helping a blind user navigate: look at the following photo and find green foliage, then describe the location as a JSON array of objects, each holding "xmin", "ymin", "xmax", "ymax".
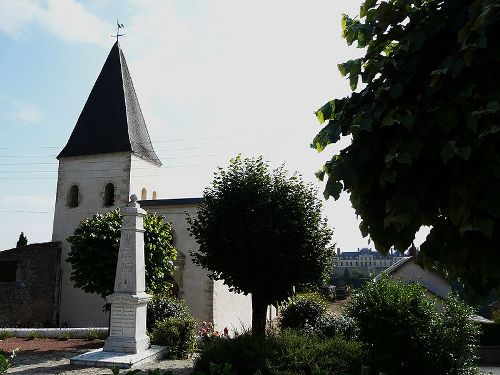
[
  {"xmin": 16, "ymin": 232, "xmax": 27, "ymax": 247},
  {"xmin": 194, "ymin": 330, "xmax": 365, "ymax": 375},
  {"xmin": 314, "ymin": 0, "xmax": 500, "ymax": 295},
  {"xmin": 26, "ymin": 331, "xmax": 39, "ymax": 340},
  {"xmin": 347, "ymin": 276, "xmax": 480, "ymax": 374},
  {"xmin": 192, "ymin": 363, "xmax": 237, "ymax": 375},
  {"xmin": 150, "ymin": 315, "xmax": 198, "ymax": 359},
  {"xmin": 0, "ymin": 349, "xmax": 17, "ymax": 375},
  {"xmin": 85, "ymin": 328, "xmax": 104, "ymax": 341},
  {"xmin": 279, "ymin": 293, "xmax": 328, "ymax": 331},
  {"xmin": 67, "ymin": 209, "xmax": 176, "ymax": 299},
  {"xmin": 188, "ymin": 155, "xmax": 333, "ymax": 334},
  {"xmin": 0, "ymin": 332, "xmax": 13, "ymax": 340},
  {"xmin": 314, "ymin": 313, "xmax": 358, "ymax": 340},
  {"xmin": 58, "ymin": 332, "xmax": 72, "ymax": 341},
  {"xmin": 147, "ymin": 296, "xmax": 190, "ymax": 332}
]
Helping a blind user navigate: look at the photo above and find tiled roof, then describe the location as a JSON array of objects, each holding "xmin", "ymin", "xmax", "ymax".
[
  {"xmin": 58, "ymin": 41, "xmax": 161, "ymax": 166},
  {"xmin": 338, "ymin": 248, "xmax": 405, "ymax": 259}
]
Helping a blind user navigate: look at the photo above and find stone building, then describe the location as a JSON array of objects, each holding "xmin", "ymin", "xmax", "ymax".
[
  {"xmin": 51, "ymin": 41, "xmax": 253, "ymax": 329},
  {"xmin": 332, "ymin": 247, "xmax": 405, "ymax": 277}
]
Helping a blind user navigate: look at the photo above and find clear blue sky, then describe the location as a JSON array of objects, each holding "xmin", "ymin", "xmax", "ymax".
[{"xmin": 0, "ymin": 0, "xmax": 430, "ymax": 251}]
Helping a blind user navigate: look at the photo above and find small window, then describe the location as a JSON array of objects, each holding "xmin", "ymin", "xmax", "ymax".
[
  {"xmin": 141, "ymin": 188, "xmax": 147, "ymax": 200},
  {"xmin": 68, "ymin": 185, "xmax": 79, "ymax": 208},
  {"xmin": 103, "ymin": 183, "xmax": 115, "ymax": 207},
  {"xmin": 152, "ymin": 191, "xmax": 157, "ymax": 200},
  {"xmin": 0, "ymin": 261, "xmax": 17, "ymax": 282}
]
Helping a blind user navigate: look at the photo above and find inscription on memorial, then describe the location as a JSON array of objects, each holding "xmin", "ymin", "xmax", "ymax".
[{"xmin": 110, "ymin": 305, "xmax": 136, "ymax": 337}]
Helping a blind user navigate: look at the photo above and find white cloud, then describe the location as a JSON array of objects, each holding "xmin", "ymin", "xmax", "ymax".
[
  {"xmin": 0, "ymin": 0, "xmax": 109, "ymax": 45},
  {"xmin": 0, "ymin": 94, "xmax": 46, "ymax": 124}
]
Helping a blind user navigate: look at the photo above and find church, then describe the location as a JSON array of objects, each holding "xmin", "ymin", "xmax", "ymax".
[{"xmin": 7, "ymin": 41, "xmax": 254, "ymax": 329}]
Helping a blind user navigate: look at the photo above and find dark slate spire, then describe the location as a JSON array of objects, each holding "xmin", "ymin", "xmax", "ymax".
[{"xmin": 58, "ymin": 41, "xmax": 161, "ymax": 166}]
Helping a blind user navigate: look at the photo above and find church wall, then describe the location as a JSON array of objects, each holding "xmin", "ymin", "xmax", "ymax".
[
  {"xmin": 212, "ymin": 280, "xmax": 252, "ymax": 333},
  {"xmin": 129, "ymin": 154, "xmax": 160, "ymax": 201},
  {"xmin": 142, "ymin": 204, "xmax": 215, "ymax": 323},
  {"xmin": 52, "ymin": 152, "xmax": 133, "ymax": 327}
]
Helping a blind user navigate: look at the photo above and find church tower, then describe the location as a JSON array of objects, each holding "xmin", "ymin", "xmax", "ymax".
[{"xmin": 52, "ymin": 42, "xmax": 161, "ymax": 327}]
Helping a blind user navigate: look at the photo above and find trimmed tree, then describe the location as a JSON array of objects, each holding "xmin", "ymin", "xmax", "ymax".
[
  {"xmin": 16, "ymin": 232, "xmax": 28, "ymax": 247},
  {"xmin": 314, "ymin": 0, "xmax": 500, "ymax": 295},
  {"xmin": 187, "ymin": 156, "xmax": 333, "ymax": 335},
  {"xmin": 67, "ymin": 209, "xmax": 177, "ymax": 300}
]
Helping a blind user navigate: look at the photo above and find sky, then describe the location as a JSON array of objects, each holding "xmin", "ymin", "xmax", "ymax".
[{"xmin": 0, "ymin": 0, "xmax": 429, "ymax": 252}]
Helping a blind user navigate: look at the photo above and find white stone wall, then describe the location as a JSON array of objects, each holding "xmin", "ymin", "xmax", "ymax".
[
  {"xmin": 212, "ymin": 280, "xmax": 252, "ymax": 333},
  {"xmin": 145, "ymin": 204, "xmax": 214, "ymax": 322},
  {"xmin": 52, "ymin": 152, "xmax": 160, "ymax": 327},
  {"xmin": 391, "ymin": 261, "xmax": 451, "ymax": 299},
  {"xmin": 145, "ymin": 204, "xmax": 253, "ymax": 330},
  {"xmin": 129, "ymin": 154, "xmax": 160, "ymax": 201}
]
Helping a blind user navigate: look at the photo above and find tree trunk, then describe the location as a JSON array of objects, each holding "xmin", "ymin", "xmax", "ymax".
[{"xmin": 251, "ymin": 293, "xmax": 267, "ymax": 336}]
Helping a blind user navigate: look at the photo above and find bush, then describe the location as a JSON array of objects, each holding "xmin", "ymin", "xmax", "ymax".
[
  {"xmin": 347, "ymin": 276, "xmax": 480, "ymax": 375},
  {"xmin": 279, "ymin": 293, "xmax": 328, "ymax": 330},
  {"xmin": 314, "ymin": 313, "xmax": 358, "ymax": 340},
  {"xmin": 150, "ymin": 316, "xmax": 198, "ymax": 359},
  {"xmin": 194, "ymin": 330, "xmax": 365, "ymax": 375},
  {"xmin": 147, "ymin": 296, "xmax": 190, "ymax": 332}
]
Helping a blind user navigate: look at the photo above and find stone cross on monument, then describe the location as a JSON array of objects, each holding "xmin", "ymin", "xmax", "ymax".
[
  {"xmin": 71, "ymin": 195, "xmax": 167, "ymax": 368},
  {"xmin": 104, "ymin": 194, "xmax": 151, "ymax": 353}
]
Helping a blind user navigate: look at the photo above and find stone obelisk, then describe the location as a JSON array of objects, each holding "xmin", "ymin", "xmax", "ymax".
[{"xmin": 103, "ymin": 194, "xmax": 152, "ymax": 353}]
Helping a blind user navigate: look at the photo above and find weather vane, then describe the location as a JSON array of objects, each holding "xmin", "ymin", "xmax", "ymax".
[{"xmin": 112, "ymin": 20, "xmax": 124, "ymax": 42}]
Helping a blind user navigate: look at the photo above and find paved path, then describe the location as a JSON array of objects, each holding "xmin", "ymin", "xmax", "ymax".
[
  {"xmin": 6, "ymin": 350, "xmax": 500, "ymax": 374},
  {"xmin": 6, "ymin": 350, "xmax": 194, "ymax": 374}
]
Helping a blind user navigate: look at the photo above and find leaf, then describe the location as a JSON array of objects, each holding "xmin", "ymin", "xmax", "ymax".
[
  {"xmin": 315, "ymin": 100, "xmax": 335, "ymax": 124},
  {"xmin": 400, "ymin": 111, "xmax": 414, "ymax": 130},
  {"xmin": 389, "ymin": 84, "xmax": 403, "ymax": 99},
  {"xmin": 440, "ymin": 141, "xmax": 457, "ymax": 163},
  {"xmin": 456, "ymin": 145, "xmax": 471, "ymax": 161},
  {"xmin": 350, "ymin": 75, "xmax": 359, "ymax": 91},
  {"xmin": 473, "ymin": 217, "xmax": 495, "ymax": 238},
  {"xmin": 486, "ymin": 101, "xmax": 500, "ymax": 113},
  {"xmin": 379, "ymin": 170, "xmax": 397, "ymax": 186},
  {"xmin": 324, "ymin": 179, "xmax": 343, "ymax": 200}
]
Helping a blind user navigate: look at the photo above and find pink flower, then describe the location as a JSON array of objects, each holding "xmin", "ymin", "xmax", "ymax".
[{"xmin": 223, "ymin": 327, "xmax": 229, "ymax": 336}]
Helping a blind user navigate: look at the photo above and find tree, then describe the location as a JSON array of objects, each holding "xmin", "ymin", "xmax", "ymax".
[
  {"xmin": 67, "ymin": 209, "xmax": 177, "ymax": 300},
  {"xmin": 16, "ymin": 232, "xmax": 27, "ymax": 247},
  {"xmin": 342, "ymin": 268, "xmax": 351, "ymax": 281},
  {"xmin": 313, "ymin": 0, "xmax": 500, "ymax": 295},
  {"xmin": 187, "ymin": 156, "xmax": 333, "ymax": 335}
]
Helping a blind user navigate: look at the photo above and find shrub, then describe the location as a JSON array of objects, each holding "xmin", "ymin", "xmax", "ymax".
[
  {"xmin": 58, "ymin": 332, "xmax": 72, "ymax": 341},
  {"xmin": 279, "ymin": 292, "xmax": 328, "ymax": 330},
  {"xmin": 314, "ymin": 313, "xmax": 358, "ymax": 340},
  {"xmin": 0, "ymin": 353, "xmax": 9, "ymax": 374},
  {"xmin": 26, "ymin": 331, "xmax": 39, "ymax": 340},
  {"xmin": 150, "ymin": 316, "xmax": 198, "ymax": 359},
  {"xmin": 194, "ymin": 330, "xmax": 365, "ymax": 375},
  {"xmin": 85, "ymin": 329, "xmax": 104, "ymax": 341},
  {"xmin": 347, "ymin": 276, "xmax": 480, "ymax": 375},
  {"xmin": 147, "ymin": 296, "xmax": 190, "ymax": 332}
]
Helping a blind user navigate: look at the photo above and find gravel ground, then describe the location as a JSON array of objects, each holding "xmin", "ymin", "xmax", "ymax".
[{"xmin": 1, "ymin": 338, "xmax": 194, "ymax": 375}]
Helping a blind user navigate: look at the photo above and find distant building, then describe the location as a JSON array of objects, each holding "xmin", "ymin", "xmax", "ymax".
[{"xmin": 332, "ymin": 247, "xmax": 405, "ymax": 277}]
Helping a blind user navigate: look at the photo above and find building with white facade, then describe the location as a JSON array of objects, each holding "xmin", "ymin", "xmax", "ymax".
[
  {"xmin": 332, "ymin": 247, "xmax": 405, "ymax": 277},
  {"xmin": 51, "ymin": 41, "xmax": 254, "ymax": 329}
]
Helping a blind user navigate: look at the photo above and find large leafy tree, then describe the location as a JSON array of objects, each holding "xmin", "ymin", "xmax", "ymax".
[
  {"xmin": 67, "ymin": 209, "xmax": 177, "ymax": 300},
  {"xmin": 187, "ymin": 156, "xmax": 333, "ymax": 335},
  {"xmin": 314, "ymin": 0, "xmax": 500, "ymax": 295}
]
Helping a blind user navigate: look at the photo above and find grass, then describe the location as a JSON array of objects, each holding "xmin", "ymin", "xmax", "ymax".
[
  {"xmin": 25, "ymin": 331, "xmax": 39, "ymax": 341},
  {"xmin": 58, "ymin": 332, "xmax": 72, "ymax": 341},
  {"xmin": 0, "ymin": 332, "xmax": 13, "ymax": 341}
]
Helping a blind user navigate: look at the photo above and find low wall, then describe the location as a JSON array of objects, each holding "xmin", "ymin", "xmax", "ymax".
[
  {"xmin": 0, "ymin": 327, "xmax": 107, "ymax": 339},
  {"xmin": 0, "ymin": 242, "xmax": 61, "ymax": 327}
]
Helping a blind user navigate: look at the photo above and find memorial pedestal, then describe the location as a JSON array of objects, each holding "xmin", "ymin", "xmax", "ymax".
[{"xmin": 71, "ymin": 195, "xmax": 167, "ymax": 368}]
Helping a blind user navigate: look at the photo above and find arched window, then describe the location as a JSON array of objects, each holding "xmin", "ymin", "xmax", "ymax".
[
  {"xmin": 152, "ymin": 191, "xmax": 157, "ymax": 200},
  {"xmin": 103, "ymin": 183, "xmax": 115, "ymax": 207},
  {"xmin": 68, "ymin": 185, "xmax": 79, "ymax": 208},
  {"xmin": 141, "ymin": 188, "xmax": 147, "ymax": 200}
]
